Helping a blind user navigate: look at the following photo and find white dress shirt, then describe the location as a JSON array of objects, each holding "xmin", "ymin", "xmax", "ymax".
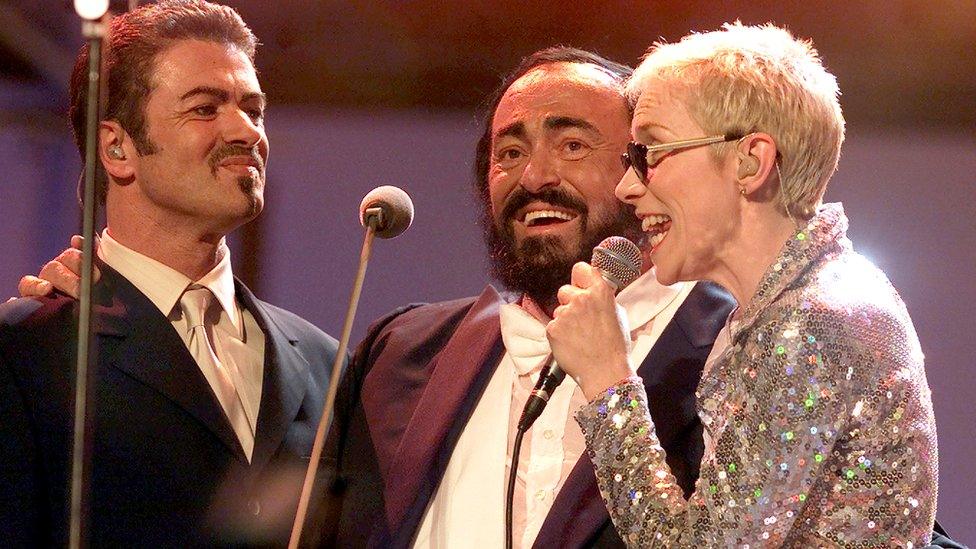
[
  {"xmin": 413, "ymin": 272, "xmax": 696, "ymax": 548},
  {"xmin": 97, "ymin": 230, "xmax": 265, "ymax": 460}
]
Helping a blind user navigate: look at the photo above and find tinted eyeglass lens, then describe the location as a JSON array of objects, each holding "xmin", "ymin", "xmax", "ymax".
[{"xmin": 625, "ymin": 142, "xmax": 648, "ymax": 180}]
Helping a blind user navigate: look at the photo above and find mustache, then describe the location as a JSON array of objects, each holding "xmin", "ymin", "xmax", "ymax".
[
  {"xmin": 208, "ymin": 144, "xmax": 265, "ymax": 176},
  {"xmin": 499, "ymin": 186, "xmax": 588, "ymax": 224}
]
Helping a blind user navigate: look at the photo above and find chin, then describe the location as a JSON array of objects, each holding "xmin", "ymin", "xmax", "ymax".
[{"xmin": 652, "ymin": 268, "xmax": 679, "ymax": 287}]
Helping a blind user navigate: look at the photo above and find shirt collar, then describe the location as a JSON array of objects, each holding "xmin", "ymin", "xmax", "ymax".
[
  {"xmin": 98, "ymin": 229, "xmax": 241, "ymax": 331},
  {"xmin": 497, "ymin": 269, "xmax": 687, "ymax": 376},
  {"xmin": 615, "ymin": 268, "xmax": 688, "ymax": 332}
]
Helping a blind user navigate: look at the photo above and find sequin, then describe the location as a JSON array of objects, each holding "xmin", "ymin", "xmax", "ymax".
[{"xmin": 576, "ymin": 204, "xmax": 938, "ymax": 548}]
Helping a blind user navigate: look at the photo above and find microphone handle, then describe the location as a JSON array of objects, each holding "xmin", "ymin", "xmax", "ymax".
[
  {"xmin": 517, "ymin": 270, "xmax": 623, "ymax": 433},
  {"xmin": 517, "ymin": 357, "xmax": 566, "ymax": 431}
]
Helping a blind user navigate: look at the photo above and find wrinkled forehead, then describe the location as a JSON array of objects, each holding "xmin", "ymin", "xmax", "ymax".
[
  {"xmin": 492, "ymin": 62, "xmax": 630, "ymax": 136},
  {"xmin": 630, "ymin": 76, "xmax": 697, "ymax": 136}
]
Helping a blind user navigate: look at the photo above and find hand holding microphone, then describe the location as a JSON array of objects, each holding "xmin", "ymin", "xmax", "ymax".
[
  {"xmin": 517, "ymin": 235, "xmax": 641, "ymax": 431},
  {"xmin": 548, "ymin": 259, "xmax": 635, "ymax": 401},
  {"xmin": 507, "ymin": 236, "xmax": 640, "ymax": 549}
]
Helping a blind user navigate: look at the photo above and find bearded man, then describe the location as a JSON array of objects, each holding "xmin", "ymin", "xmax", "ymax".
[{"xmin": 323, "ymin": 47, "xmax": 734, "ymax": 548}]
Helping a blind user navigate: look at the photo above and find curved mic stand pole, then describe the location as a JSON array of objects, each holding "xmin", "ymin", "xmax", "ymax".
[
  {"xmin": 288, "ymin": 208, "xmax": 383, "ymax": 549},
  {"xmin": 69, "ymin": 14, "xmax": 107, "ymax": 549}
]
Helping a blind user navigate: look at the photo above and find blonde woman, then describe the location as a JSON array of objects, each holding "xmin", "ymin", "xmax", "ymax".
[{"xmin": 548, "ymin": 23, "xmax": 938, "ymax": 547}]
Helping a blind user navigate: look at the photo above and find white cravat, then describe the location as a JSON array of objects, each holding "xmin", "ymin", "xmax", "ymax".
[
  {"xmin": 180, "ymin": 284, "xmax": 255, "ymax": 460},
  {"xmin": 501, "ymin": 306, "xmax": 551, "ymax": 377}
]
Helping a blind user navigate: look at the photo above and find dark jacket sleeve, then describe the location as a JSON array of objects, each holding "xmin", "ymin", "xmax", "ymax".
[
  {"xmin": 0, "ymin": 298, "xmax": 51, "ymax": 546},
  {"xmin": 308, "ymin": 303, "xmax": 426, "ymax": 547}
]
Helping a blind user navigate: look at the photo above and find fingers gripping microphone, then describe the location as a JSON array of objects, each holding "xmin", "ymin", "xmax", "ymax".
[
  {"xmin": 290, "ymin": 186, "xmax": 413, "ymax": 548},
  {"xmin": 517, "ymin": 236, "xmax": 642, "ymax": 431},
  {"xmin": 360, "ymin": 185, "xmax": 414, "ymax": 239},
  {"xmin": 506, "ymin": 237, "xmax": 642, "ymax": 549}
]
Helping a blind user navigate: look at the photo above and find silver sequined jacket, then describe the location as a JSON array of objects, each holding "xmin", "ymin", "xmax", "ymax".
[{"xmin": 576, "ymin": 204, "xmax": 938, "ymax": 548}]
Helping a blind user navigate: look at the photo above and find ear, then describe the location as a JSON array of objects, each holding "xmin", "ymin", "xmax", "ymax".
[
  {"xmin": 98, "ymin": 121, "xmax": 135, "ymax": 182},
  {"xmin": 735, "ymin": 132, "xmax": 778, "ymax": 196}
]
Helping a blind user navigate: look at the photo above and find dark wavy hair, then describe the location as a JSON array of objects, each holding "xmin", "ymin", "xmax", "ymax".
[{"xmin": 69, "ymin": 0, "xmax": 257, "ymax": 203}]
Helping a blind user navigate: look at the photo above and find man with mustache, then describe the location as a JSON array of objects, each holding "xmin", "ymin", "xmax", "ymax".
[
  {"xmin": 323, "ymin": 47, "xmax": 735, "ymax": 548},
  {"xmin": 20, "ymin": 42, "xmax": 963, "ymax": 548},
  {"xmin": 0, "ymin": 2, "xmax": 338, "ymax": 546}
]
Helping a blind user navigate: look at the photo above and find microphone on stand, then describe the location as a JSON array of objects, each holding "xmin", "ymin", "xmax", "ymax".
[
  {"xmin": 288, "ymin": 185, "xmax": 414, "ymax": 549},
  {"xmin": 505, "ymin": 235, "xmax": 641, "ymax": 549},
  {"xmin": 360, "ymin": 185, "xmax": 414, "ymax": 239}
]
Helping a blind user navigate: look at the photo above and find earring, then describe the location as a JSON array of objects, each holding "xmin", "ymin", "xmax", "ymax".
[
  {"xmin": 108, "ymin": 146, "xmax": 125, "ymax": 160},
  {"xmin": 739, "ymin": 186, "xmax": 747, "ymax": 196}
]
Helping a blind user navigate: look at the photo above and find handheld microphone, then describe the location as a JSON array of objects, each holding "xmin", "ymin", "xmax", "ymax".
[
  {"xmin": 360, "ymin": 185, "xmax": 414, "ymax": 239},
  {"xmin": 517, "ymin": 235, "xmax": 642, "ymax": 431},
  {"xmin": 505, "ymin": 236, "xmax": 642, "ymax": 549}
]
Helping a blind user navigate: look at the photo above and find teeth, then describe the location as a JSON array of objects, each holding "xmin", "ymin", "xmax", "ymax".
[
  {"xmin": 524, "ymin": 209, "xmax": 575, "ymax": 226},
  {"xmin": 649, "ymin": 231, "xmax": 668, "ymax": 248},
  {"xmin": 641, "ymin": 214, "xmax": 671, "ymax": 232}
]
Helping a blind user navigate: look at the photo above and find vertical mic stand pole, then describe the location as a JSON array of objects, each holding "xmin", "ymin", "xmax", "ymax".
[
  {"xmin": 69, "ymin": 14, "xmax": 106, "ymax": 549},
  {"xmin": 288, "ymin": 209, "xmax": 382, "ymax": 548}
]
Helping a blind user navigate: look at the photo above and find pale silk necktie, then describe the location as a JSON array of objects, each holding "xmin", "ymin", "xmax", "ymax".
[{"xmin": 180, "ymin": 285, "xmax": 255, "ymax": 461}]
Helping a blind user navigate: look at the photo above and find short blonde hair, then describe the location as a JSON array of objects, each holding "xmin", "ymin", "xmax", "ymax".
[{"xmin": 626, "ymin": 22, "xmax": 845, "ymax": 218}]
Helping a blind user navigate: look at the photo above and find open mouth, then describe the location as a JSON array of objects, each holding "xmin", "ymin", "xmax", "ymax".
[
  {"xmin": 522, "ymin": 209, "xmax": 577, "ymax": 227},
  {"xmin": 641, "ymin": 214, "xmax": 671, "ymax": 249}
]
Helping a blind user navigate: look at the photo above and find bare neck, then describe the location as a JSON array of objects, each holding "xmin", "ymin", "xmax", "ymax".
[
  {"xmin": 709, "ymin": 208, "xmax": 798, "ymax": 317},
  {"xmin": 520, "ymin": 294, "xmax": 553, "ymax": 323},
  {"xmin": 106, "ymin": 209, "xmax": 228, "ymax": 281}
]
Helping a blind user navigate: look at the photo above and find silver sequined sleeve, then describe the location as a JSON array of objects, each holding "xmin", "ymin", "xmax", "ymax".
[{"xmin": 576, "ymin": 205, "xmax": 938, "ymax": 548}]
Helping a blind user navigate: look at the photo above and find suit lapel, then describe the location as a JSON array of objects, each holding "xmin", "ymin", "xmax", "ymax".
[
  {"xmin": 235, "ymin": 281, "xmax": 311, "ymax": 473},
  {"xmin": 534, "ymin": 281, "xmax": 734, "ymax": 547},
  {"xmin": 532, "ymin": 457, "xmax": 609, "ymax": 548},
  {"xmin": 94, "ymin": 267, "xmax": 246, "ymax": 461},
  {"xmin": 382, "ymin": 287, "xmax": 506, "ymax": 543}
]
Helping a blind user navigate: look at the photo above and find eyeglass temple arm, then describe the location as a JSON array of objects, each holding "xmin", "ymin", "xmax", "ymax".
[{"xmin": 644, "ymin": 132, "xmax": 743, "ymax": 153}]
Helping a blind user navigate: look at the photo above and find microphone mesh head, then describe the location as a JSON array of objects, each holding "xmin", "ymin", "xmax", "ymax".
[
  {"xmin": 359, "ymin": 185, "xmax": 415, "ymax": 239},
  {"xmin": 591, "ymin": 236, "xmax": 642, "ymax": 291}
]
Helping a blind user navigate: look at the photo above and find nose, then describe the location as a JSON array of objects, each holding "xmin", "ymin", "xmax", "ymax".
[
  {"xmin": 519, "ymin": 150, "xmax": 560, "ymax": 194},
  {"xmin": 223, "ymin": 108, "xmax": 264, "ymax": 149},
  {"xmin": 615, "ymin": 167, "xmax": 646, "ymax": 204}
]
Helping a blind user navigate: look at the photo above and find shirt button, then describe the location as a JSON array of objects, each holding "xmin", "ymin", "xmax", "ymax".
[
  {"xmin": 535, "ymin": 490, "xmax": 546, "ymax": 501},
  {"xmin": 248, "ymin": 499, "xmax": 261, "ymax": 516},
  {"xmin": 543, "ymin": 430, "xmax": 554, "ymax": 440}
]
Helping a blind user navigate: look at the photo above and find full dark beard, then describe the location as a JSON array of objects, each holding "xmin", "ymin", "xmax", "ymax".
[{"xmin": 483, "ymin": 188, "xmax": 639, "ymax": 313}]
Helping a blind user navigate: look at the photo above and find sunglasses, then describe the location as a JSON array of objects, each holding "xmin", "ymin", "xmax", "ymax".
[{"xmin": 621, "ymin": 133, "xmax": 743, "ymax": 180}]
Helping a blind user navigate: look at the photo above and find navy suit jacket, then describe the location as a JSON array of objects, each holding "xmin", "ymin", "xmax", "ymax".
[
  {"xmin": 324, "ymin": 282, "xmax": 735, "ymax": 548},
  {"xmin": 0, "ymin": 265, "xmax": 338, "ymax": 547}
]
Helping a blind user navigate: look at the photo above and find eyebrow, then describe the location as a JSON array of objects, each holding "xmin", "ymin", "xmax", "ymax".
[
  {"xmin": 494, "ymin": 116, "xmax": 600, "ymax": 143},
  {"xmin": 544, "ymin": 116, "xmax": 598, "ymax": 134},
  {"xmin": 634, "ymin": 121, "xmax": 669, "ymax": 139},
  {"xmin": 494, "ymin": 121, "xmax": 526, "ymax": 142},
  {"xmin": 179, "ymin": 86, "xmax": 267, "ymax": 107}
]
